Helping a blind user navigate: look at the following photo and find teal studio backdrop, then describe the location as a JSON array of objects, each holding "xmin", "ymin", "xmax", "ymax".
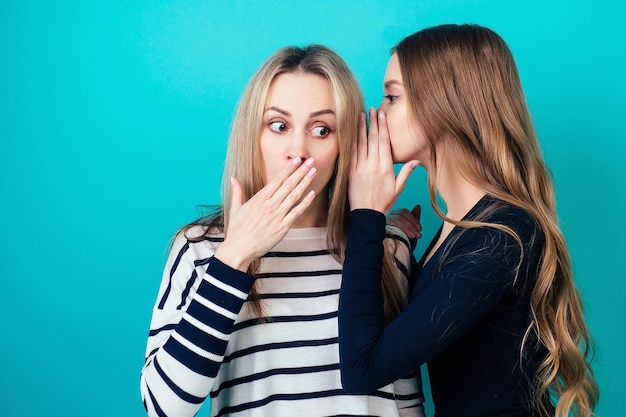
[{"xmin": 1, "ymin": 1, "xmax": 624, "ymax": 415}]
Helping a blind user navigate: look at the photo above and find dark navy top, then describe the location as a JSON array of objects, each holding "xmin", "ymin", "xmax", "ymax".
[{"xmin": 339, "ymin": 196, "xmax": 552, "ymax": 417}]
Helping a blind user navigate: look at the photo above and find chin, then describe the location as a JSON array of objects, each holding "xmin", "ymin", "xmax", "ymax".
[{"xmin": 391, "ymin": 150, "xmax": 412, "ymax": 164}]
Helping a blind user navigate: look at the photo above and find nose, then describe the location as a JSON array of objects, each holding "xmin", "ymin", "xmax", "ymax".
[{"xmin": 286, "ymin": 130, "xmax": 309, "ymax": 161}]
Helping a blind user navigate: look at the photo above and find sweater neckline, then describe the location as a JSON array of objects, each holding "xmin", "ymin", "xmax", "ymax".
[
  {"xmin": 284, "ymin": 226, "xmax": 327, "ymax": 240},
  {"xmin": 418, "ymin": 194, "xmax": 498, "ymax": 269}
]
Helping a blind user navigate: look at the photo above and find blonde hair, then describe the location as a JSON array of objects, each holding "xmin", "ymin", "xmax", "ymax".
[
  {"xmin": 395, "ymin": 24, "xmax": 598, "ymax": 416},
  {"xmin": 189, "ymin": 45, "xmax": 407, "ymax": 320}
]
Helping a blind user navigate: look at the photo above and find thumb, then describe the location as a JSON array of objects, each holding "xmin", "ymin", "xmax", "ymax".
[
  {"xmin": 394, "ymin": 160, "xmax": 420, "ymax": 198},
  {"xmin": 229, "ymin": 176, "xmax": 244, "ymax": 214},
  {"xmin": 411, "ymin": 204, "xmax": 421, "ymax": 222}
]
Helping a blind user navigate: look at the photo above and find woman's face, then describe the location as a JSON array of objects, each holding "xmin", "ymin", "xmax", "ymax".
[
  {"xmin": 260, "ymin": 71, "xmax": 339, "ymax": 198},
  {"xmin": 378, "ymin": 53, "xmax": 428, "ymax": 165}
]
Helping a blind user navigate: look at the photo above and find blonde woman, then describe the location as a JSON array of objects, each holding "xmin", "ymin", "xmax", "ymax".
[
  {"xmin": 338, "ymin": 24, "xmax": 598, "ymax": 417},
  {"xmin": 140, "ymin": 45, "xmax": 424, "ymax": 417}
]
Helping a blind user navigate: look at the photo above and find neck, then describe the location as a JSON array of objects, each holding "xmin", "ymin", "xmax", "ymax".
[
  {"xmin": 436, "ymin": 159, "xmax": 486, "ymax": 222},
  {"xmin": 291, "ymin": 191, "xmax": 329, "ymax": 228}
]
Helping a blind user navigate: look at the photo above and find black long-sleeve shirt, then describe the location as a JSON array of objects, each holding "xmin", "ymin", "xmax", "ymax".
[{"xmin": 339, "ymin": 196, "xmax": 552, "ymax": 417}]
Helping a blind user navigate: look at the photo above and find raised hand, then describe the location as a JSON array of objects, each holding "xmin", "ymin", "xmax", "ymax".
[
  {"xmin": 214, "ymin": 157, "xmax": 317, "ymax": 271},
  {"xmin": 349, "ymin": 108, "xmax": 419, "ymax": 213}
]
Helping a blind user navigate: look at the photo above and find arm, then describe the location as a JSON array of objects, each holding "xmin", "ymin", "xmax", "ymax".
[
  {"xmin": 338, "ymin": 210, "xmax": 523, "ymax": 393},
  {"xmin": 141, "ymin": 158, "xmax": 318, "ymax": 416},
  {"xmin": 140, "ymin": 233, "xmax": 255, "ymax": 417},
  {"xmin": 382, "ymin": 222, "xmax": 426, "ymax": 417}
]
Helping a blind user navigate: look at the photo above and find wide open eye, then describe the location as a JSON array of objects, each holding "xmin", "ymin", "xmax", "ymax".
[
  {"xmin": 268, "ymin": 121, "xmax": 288, "ymax": 133},
  {"xmin": 310, "ymin": 125, "xmax": 332, "ymax": 138}
]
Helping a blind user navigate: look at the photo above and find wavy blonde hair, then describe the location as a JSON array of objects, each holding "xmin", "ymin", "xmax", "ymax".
[
  {"xmin": 394, "ymin": 24, "xmax": 598, "ymax": 416},
  {"xmin": 189, "ymin": 45, "xmax": 407, "ymax": 320}
]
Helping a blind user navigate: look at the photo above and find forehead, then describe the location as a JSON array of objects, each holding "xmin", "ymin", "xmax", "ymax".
[
  {"xmin": 265, "ymin": 72, "xmax": 334, "ymax": 110},
  {"xmin": 384, "ymin": 53, "xmax": 402, "ymax": 82}
]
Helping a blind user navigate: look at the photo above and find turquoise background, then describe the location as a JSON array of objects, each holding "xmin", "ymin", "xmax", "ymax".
[{"xmin": 1, "ymin": 1, "xmax": 624, "ymax": 416}]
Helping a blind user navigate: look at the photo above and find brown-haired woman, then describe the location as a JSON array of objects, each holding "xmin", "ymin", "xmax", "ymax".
[{"xmin": 338, "ymin": 24, "xmax": 598, "ymax": 417}]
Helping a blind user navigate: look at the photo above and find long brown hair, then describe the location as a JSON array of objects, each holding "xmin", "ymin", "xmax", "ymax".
[
  {"xmin": 185, "ymin": 45, "xmax": 407, "ymax": 321},
  {"xmin": 395, "ymin": 24, "xmax": 598, "ymax": 416}
]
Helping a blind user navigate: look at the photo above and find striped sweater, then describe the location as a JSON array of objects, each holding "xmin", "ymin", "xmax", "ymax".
[{"xmin": 140, "ymin": 225, "xmax": 424, "ymax": 417}]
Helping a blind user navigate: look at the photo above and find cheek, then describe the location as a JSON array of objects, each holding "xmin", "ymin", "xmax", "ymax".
[
  {"xmin": 312, "ymin": 142, "xmax": 340, "ymax": 181},
  {"xmin": 259, "ymin": 136, "xmax": 281, "ymax": 182},
  {"xmin": 387, "ymin": 114, "xmax": 407, "ymax": 147},
  {"xmin": 386, "ymin": 113, "xmax": 412, "ymax": 162},
  {"xmin": 386, "ymin": 107, "xmax": 405, "ymax": 141}
]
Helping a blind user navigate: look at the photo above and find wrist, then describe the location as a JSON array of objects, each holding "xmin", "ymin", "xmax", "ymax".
[
  {"xmin": 214, "ymin": 245, "xmax": 253, "ymax": 272},
  {"xmin": 349, "ymin": 200, "xmax": 387, "ymax": 214}
]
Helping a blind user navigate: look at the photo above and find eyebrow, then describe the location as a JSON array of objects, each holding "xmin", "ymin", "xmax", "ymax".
[
  {"xmin": 265, "ymin": 106, "xmax": 290, "ymax": 117},
  {"xmin": 310, "ymin": 109, "xmax": 335, "ymax": 118},
  {"xmin": 264, "ymin": 106, "xmax": 335, "ymax": 118},
  {"xmin": 384, "ymin": 80, "xmax": 403, "ymax": 89}
]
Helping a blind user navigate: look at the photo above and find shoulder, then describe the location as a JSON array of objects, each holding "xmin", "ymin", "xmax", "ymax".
[
  {"xmin": 384, "ymin": 224, "xmax": 412, "ymax": 258},
  {"xmin": 179, "ymin": 223, "xmax": 224, "ymax": 241},
  {"xmin": 450, "ymin": 198, "xmax": 543, "ymax": 265},
  {"xmin": 477, "ymin": 198, "xmax": 541, "ymax": 242},
  {"xmin": 168, "ymin": 224, "xmax": 224, "ymax": 261},
  {"xmin": 384, "ymin": 224, "xmax": 413, "ymax": 275},
  {"xmin": 385, "ymin": 224, "xmax": 411, "ymax": 248}
]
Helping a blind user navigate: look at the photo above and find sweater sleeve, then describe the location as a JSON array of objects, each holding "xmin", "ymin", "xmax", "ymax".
[
  {"xmin": 139, "ymin": 232, "xmax": 255, "ymax": 417},
  {"xmin": 384, "ymin": 225, "xmax": 426, "ymax": 417},
  {"xmin": 339, "ymin": 209, "xmax": 527, "ymax": 393}
]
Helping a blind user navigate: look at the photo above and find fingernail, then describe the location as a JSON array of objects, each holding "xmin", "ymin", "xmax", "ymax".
[
  {"xmin": 292, "ymin": 157, "xmax": 302, "ymax": 166},
  {"xmin": 307, "ymin": 167, "xmax": 317, "ymax": 177},
  {"xmin": 307, "ymin": 190, "xmax": 315, "ymax": 199},
  {"xmin": 230, "ymin": 177, "xmax": 234, "ymax": 185},
  {"xmin": 305, "ymin": 157, "xmax": 314, "ymax": 167},
  {"xmin": 379, "ymin": 111, "xmax": 385, "ymax": 120}
]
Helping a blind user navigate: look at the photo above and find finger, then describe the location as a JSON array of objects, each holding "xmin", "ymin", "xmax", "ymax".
[
  {"xmin": 411, "ymin": 204, "xmax": 421, "ymax": 220},
  {"xmin": 282, "ymin": 189, "xmax": 316, "ymax": 226},
  {"xmin": 393, "ymin": 160, "xmax": 420, "ymax": 203},
  {"xmin": 388, "ymin": 208, "xmax": 405, "ymax": 217},
  {"xmin": 398, "ymin": 210, "xmax": 419, "ymax": 236},
  {"xmin": 397, "ymin": 209, "xmax": 416, "ymax": 225},
  {"xmin": 271, "ymin": 157, "xmax": 316, "ymax": 206},
  {"xmin": 399, "ymin": 207, "xmax": 421, "ymax": 237},
  {"xmin": 377, "ymin": 110, "xmax": 393, "ymax": 167},
  {"xmin": 387, "ymin": 209, "xmax": 418, "ymax": 238},
  {"xmin": 354, "ymin": 112, "xmax": 367, "ymax": 168},
  {"xmin": 263, "ymin": 157, "xmax": 304, "ymax": 198},
  {"xmin": 392, "ymin": 220, "xmax": 417, "ymax": 238},
  {"xmin": 276, "ymin": 162, "xmax": 317, "ymax": 215},
  {"xmin": 388, "ymin": 209, "xmax": 410, "ymax": 223},
  {"xmin": 411, "ymin": 205, "xmax": 422, "ymax": 231},
  {"xmin": 367, "ymin": 107, "xmax": 379, "ymax": 159}
]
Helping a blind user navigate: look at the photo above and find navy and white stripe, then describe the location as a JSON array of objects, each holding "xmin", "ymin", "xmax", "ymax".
[{"xmin": 140, "ymin": 225, "xmax": 424, "ymax": 417}]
